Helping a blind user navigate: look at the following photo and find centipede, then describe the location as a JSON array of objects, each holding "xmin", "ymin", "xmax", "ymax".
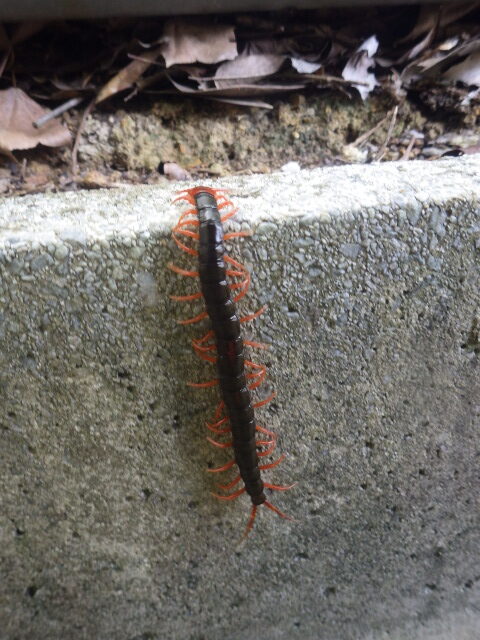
[{"xmin": 169, "ymin": 186, "xmax": 294, "ymax": 536}]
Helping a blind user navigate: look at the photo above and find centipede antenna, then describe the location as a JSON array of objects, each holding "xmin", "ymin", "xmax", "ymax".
[
  {"xmin": 243, "ymin": 505, "xmax": 258, "ymax": 538},
  {"xmin": 264, "ymin": 501, "xmax": 294, "ymax": 521}
]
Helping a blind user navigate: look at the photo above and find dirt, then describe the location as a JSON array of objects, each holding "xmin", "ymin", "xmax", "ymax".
[{"xmin": 1, "ymin": 89, "xmax": 479, "ymax": 196}]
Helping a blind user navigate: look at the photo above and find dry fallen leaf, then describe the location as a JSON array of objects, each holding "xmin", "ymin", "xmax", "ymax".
[
  {"xmin": 444, "ymin": 50, "xmax": 480, "ymax": 85},
  {"xmin": 396, "ymin": 3, "xmax": 479, "ymax": 44},
  {"xmin": 342, "ymin": 35, "xmax": 379, "ymax": 100},
  {"xmin": 166, "ymin": 73, "xmax": 305, "ymax": 98},
  {"xmin": 76, "ymin": 170, "xmax": 118, "ymax": 189},
  {"xmin": 214, "ymin": 52, "xmax": 285, "ymax": 89},
  {"xmin": 415, "ymin": 39, "xmax": 480, "ymax": 81},
  {"xmin": 0, "ymin": 87, "xmax": 71, "ymax": 153},
  {"xmin": 96, "ymin": 47, "xmax": 163, "ymax": 103},
  {"xmin": 290, "ymin": 57, "xmax": 322, "ymax": 74},
  {"xmin": 160, "ymin": 19, "xmax": 237, "ymax": 68}
]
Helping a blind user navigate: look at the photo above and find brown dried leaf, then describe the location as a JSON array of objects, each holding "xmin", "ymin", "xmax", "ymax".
[
  {"xmin": 160, "ymin": 19, "xmax": 237, "ymax": 68},
  {"xmin": 397, "ymin": 3, "xmax": 479, "ymax": 44},
  {"xmin": 214, "ymin": 52, "xmax": 285, "ymax": 88},
  {"xmin": 76, "ymin": 170, "xmax": 118, "ymax": 189},
  {"xmin": 96, "ymin": 46, "xmax": 163, "ymax": 103},
  {"xmin": 0, "ymin": 87, "xmax": 71, "ymax": 153}
]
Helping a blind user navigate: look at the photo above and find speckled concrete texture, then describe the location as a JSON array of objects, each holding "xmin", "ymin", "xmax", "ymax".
[{"xmin": 0, "ymin": 158, "xmax": 479, "ymax": 640}]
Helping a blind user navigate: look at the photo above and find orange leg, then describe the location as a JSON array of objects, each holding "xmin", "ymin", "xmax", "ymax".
[
  {"xmin": 256, "ymin": 439, "xmax": 275, "ymax": 447},
  {"xmin": 244, "ymin": 340, "xmax": 269, "ymax": 350},
  {"xmin": 258, "ymin": 440, "xmax": 277, "ymax": 457},
  {"xmin": 172, "ymin": 233, "xmax": 198, "ymax": 257},
  {"xmin": 178, "ymin": 310, "xmax": 208, "ymax": 325},
  {"xmin": 170, "ymin": 292, "xmax": 203, "ymax": 302},
  {"xmin": 187, "ymin": 379, "xmax": 218, "ymax": 388},
  {"xmin": 206, "ymin": 415, "xmax": 229, "ymax": 429},
  {"xmin": 207, "ymin": 459, "xmax": 236, "ymax": 474},
  {"xmin": 206, "ymin": 422, "xmax": 231, "ymax": 435},
  {"xmin": 217, "ymin": 201, "xmax": 235, "ymax": 212},
  {"xmin": 173, "ymin": 227, "xmax": 199, "ymax": 239},
  {"xmin": 233, "ymin": 275, "xmax": 251, "ymax": 303},
  {"xmin": 256, "ymin": 425, "xmax": 276, "ymax": 438},
  {"xmin": 223, "ymin": 231, "xmax": 253, "ymax": 240},
  {"xmin": 259, "ymin": 454, "xmax": 286, "ymax": 471},
  {"xmin": 253, "ymin": 392, "xmax": 276, "ymax": 409},
  {"xmin": 212, "ymin": 487, "xmax": 246, "ymax": 500},
  {"xmin": 264, "ymin": 481, "xmax": 297, "ymax": 491},
  {"xmin": 240, "ymin": 306, "xmax": 267, "ymax": 324},
  {"xmin": 245, "ymin": 361, "xmax": 267, "ymax": 390},
  {"xmin": 229, "ymin": 279, "xmax": 249, "ymax": 292},
  {"xmin": 196, "ymin": 352, "xmax": 217, "ymax": 364},
  {"xmin": 168, "ymin": 263, "xmax": 199, "ymax": 278},
  {"xmin": 225, "ymin": 254, "xmax": 245, "ymax": 270},
  {"xmin": 176, "ymin": 221, "xmax": 200, "ymax": 232},
  {"xmin": 207, "ymin": 437, "xmax": 232, "ymax": 449},
  {"xmin": 217, "ymin": 475, "xmax": 242, "ymax": 490},
  {"xmin": 220, "ymin": 210, "xmax": 236, "ymax": 223},
  {"xmin": 192, "ymin": 339, "xmax": 216, "ymax": 352},
  {"xmin": 192, "ymin": 331, "xmax": 216, "ymax": 359},
  {"xmin": 174, "ymin": 209, "xmax": 199, "ymax": 225},
  {"xmin": 192, "ymin": 341, "xmax": 216, "ymax": 359},
  {"xmin": 176, "ymin": 207, "xmax": 197, "ymax": 217}
]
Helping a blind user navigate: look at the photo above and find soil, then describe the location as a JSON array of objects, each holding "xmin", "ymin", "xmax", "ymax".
[{"xmin": 1, "ymin": 88, "xmax": 479, "ymax": 197}]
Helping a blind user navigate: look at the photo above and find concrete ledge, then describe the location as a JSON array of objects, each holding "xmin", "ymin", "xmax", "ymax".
[{"xmin": 1, "ymin": 158, "xmax": 479, "ymax": 639}]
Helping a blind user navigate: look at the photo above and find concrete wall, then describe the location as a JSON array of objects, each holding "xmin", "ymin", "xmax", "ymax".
[{"xmin": 0, "ymin": 157, "xmax": 479, "ymax": 640}]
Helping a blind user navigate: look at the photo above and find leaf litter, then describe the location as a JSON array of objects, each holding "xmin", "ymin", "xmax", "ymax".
[{"xmin": 0, "ymin": 5, "xmax": 479, "ymax": 194}]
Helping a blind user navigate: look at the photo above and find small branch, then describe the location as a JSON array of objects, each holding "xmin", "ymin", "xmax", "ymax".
[
  {"xmin": 352, "ymin": 109, "xmax": 394, "ymax": 148},
  {"xmin": 375, "ymin": 105, "xmax": 399, "ymax": 161},
  {"xmin": 401, "ymin": 134, "xmax": 417, "ymax": 161},
  {"xmin": 33, "ymin": 97, "xmax": 83, "ymax": 128},
  {"xmin": 71, "ymin": 97, "xmax": 95, "ymax": 177}
]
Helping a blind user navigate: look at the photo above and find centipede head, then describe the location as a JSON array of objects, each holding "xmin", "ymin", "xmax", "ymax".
[{"xmin": 174, "ymin": 186, "xmax": 230, "ymax": 206}]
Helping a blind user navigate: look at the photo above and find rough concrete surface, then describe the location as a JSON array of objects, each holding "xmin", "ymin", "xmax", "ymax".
[{"xmin": 0, "ymin": 158, "xmax": 479, "ymax": 640}]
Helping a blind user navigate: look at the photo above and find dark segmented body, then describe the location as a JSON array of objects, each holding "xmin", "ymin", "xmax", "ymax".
[{"xmin": 195, "ymin": 190, "xmax": 266, "ymax": 506}]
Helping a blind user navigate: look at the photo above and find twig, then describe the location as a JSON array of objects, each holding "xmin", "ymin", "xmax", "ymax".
[
  {"xmin": 0, "ymin": 48, "xmax": 10, "ymax": 78},
  {"xmin": 33, "ymin": 97, "xmax": 83, "ymax": 129},
  {"xmin": 71, "ymin": 97, "xmax": 95, "ymax": 177},
  {"xmin": 375, "ymin": 105, "xmax": 399, "ymax": 161},
  {"xmin": 351, "ymin": 109, "xmax": 394, "ymax": 148},
  {"xmin": 401, "ymin": 134, "xmax": 417, "ymax": 161}
]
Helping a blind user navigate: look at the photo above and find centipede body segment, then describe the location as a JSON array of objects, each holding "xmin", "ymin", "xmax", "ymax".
[{"xmin": 170, "ymin": 186, "xmax": 293, "ymax": 536}]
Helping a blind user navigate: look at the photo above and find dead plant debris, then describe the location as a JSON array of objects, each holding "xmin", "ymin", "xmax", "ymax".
[{"xmin": 0, "ymin": 4, "xmax": 479, "ymax": 194}]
